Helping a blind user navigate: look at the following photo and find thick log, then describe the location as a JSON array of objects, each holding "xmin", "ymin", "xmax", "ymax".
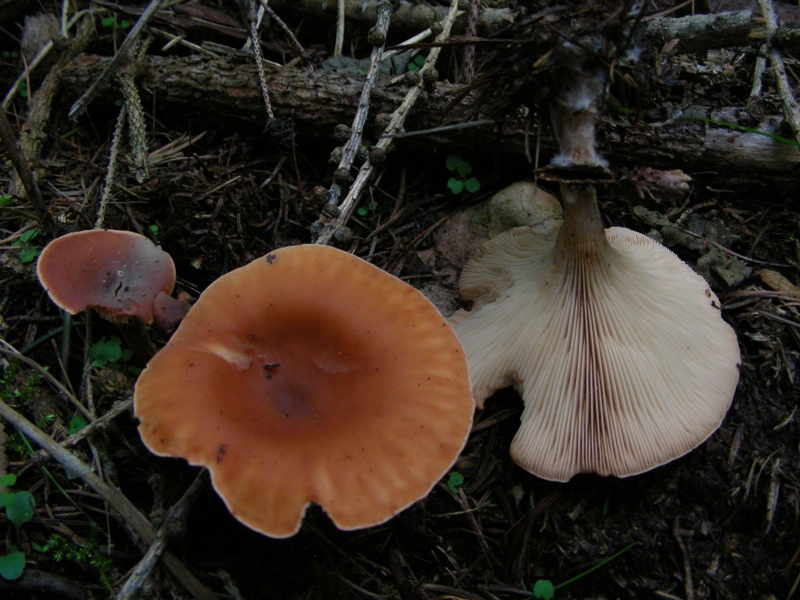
[
  {"xmin": 267, "ymin": 0, "xmax": 515, "ymax": 39},
  {"xmin": 56, "ymin": 53, "xmax": 800, "ymax": 191}
]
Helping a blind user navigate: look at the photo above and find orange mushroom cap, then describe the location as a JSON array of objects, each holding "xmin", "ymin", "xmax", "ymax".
[
  {"xmin": 36, "ymin": 230, "xmax": 175, "ymax": 323},
  {"xmin": 134, "ymin": 245, "xmax": 474, "ymax": 538}
]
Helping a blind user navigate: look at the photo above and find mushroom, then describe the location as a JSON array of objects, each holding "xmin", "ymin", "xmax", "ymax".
[
  {"xmin": 134, "ymin": 244, "xmax": 474, "ymax": 538},
  {"xmin": 449, "ymin": 184, "xmax": 740, "ymax": 481},
  {"xmin": 153, "ymin": 290, "xmax": 192, "ymax": 332},
  {"xmin": 37, "ymin": 229, "xmax": 176, "ymax": 322},
  {"xmin": 36, "ymin": 229, "xmax": 178, "ymax": 361}
]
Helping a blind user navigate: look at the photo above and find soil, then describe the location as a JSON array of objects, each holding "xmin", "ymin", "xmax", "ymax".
[{"xmin": 0, "ymin": 1, "xmax": 799, "ymax": 599}]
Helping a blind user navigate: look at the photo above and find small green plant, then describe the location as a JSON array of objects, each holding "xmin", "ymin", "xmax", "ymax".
[
  {"xmin": 0, "ymin": 473, "xmax": 36, "ymax": 581},
  {"xmin": 1, "ymin": 362, "xmax": 44, "ymax": 405},
  {"xmin": 446, "ymin": 155, "xmax": 480, "ymax": 194},
  {"xmin": 11, "ymin": 229, "xmax": 40, "ymax": 263},
  {"xmin": 35, "ymin": 413, "xmax": 55, "ymax": 432},
  {"xmin": 148, "ymin": 224, "xmax": 159, "ymax": 237},
  {"xmin": 531, "ymin": 542, "xmax": 639, "ymax": 599},
  {"xmin": 16, "ymin": 80, "xmax": 28, "ymax": 98},
  {"xmin": 604, "ymin": 96, "xmax": 634, "ymax": 116},
  {"xmin": 1, "ymin": 51, "xmax": 18, "ymax": 59},
  {"xmin": 89, "ymin": 336, "xmax": 132, "ymax": 367},
  {"xmin": 68, "ymin": 415, "xmax": 88, "ymax": 435},
  {"xmin": 100, "ymin": 16, "xmax": 130, "ymax": 29},
  {"xmin": 0, "ymin": 195, "xmax": 12, "ymax": 208},
  {"xmin": 36, "ymin": 532, "xmax": 114, "ymax": 575},
  {"xmin": 446, "ymin": 471, "xmax": 464, "ymax": 494},
  {"xmin": 407, "ymin": 54, "xmax": 426, "ymax": 72},
  {"xmin": 356, "ymin": 200, "xmax": 378, "ymax": 217}
]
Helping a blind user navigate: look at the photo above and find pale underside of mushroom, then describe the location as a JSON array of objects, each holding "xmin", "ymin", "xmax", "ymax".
[
  {"xmin": 450, "ymin": 204, "xmax": 740, "ymax": 481},
  {"xmin": 135, "ymin": 245, "xmax": 474, "ymax": 538}
]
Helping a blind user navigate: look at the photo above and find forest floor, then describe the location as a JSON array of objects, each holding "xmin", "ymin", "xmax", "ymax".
[{"xmin": 1, "ymin": 1, "xmax": 799, "ymax": 599}]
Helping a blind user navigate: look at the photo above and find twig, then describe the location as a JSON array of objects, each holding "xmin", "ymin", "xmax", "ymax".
[
  {"xmin": 257, "ymin": 0, "xmax": 304, "ymax": 56},
  {"xmin": 116, "ymin": 472, "xmax": 207, "ymax": 600},
  {"xmin": 381, "ymin": 27, "xmax": 436, "ymax": 62},
  {"xmin": 0, "ymin": 398, "xmax": 217, "ymax": 600},
  {"xmin": 672, "ymin": 518, "xmax": 695, "ymax": 600},
  {"xmin": 334, "ymin": 0, "xmax": 345, "ymax": 57},
  {"xmin": 747, "ymin": 43, "xmax": 768, "ymax": 116},
  {"xmin": 0, "ymin": 339, "xmax": 91, "ymax": 419},
  {"xmin": 68, "ymin": 0, "xmax": 167, "ymax": 119},
  {"xmin": 0, "ymin": 569, "xmax": 90, "ymax": 600},
  {"xmin": 0, "ymin": 106, "xmax": 50, "ymax": 225},
  {"xmin": 463, "ymin": 0, "xmax": 479, "ymax": 82},
  {"xmin": 95, "ymin": 104, "xmax": 127, "ymax": 229},
  {"xmin": 61, "ymin": 399, "xmax": 133, "ymax": 450},
  {"xmin": 319, "ymin": 0, "xmax": 393, "ymax": 227},
  {"xmin": 249, "ymin": 0, "xmax": 275, "ymax": 121},
  {"xmin": 315, "ymin": 0, "xmax": 462, "ymax": 245},
  {"xmin": 118, "ymin": 61, "xmax": 151, "ymax": 183},
  {"xmin": 758, "ymin": 0, "xmax": 800, "ymax": 142},
  {"xmin": 2, "ymin": 7, "xmax": 92, "ymax": 110}
]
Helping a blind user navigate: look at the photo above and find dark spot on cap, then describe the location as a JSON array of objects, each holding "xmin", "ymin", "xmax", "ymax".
[{"xmin": 217, "ymin": 444, "xmax": 228, "ymax": 462}]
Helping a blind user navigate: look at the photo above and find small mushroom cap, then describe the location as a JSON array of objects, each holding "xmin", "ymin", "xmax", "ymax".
[
  {"xmin": 153, "ymin": 291, "xmax": 192, "ymax": 331},
  {"xmin": 37, "ymin": 230, "xmax": 175, "ymax": 323},
  {"xmin": 134, "ymin": 245, "xmax": 474, "ymax": 538},
  {"xmin": 450, "ymin": 226, "xmax": 740, "ymax": 481}
]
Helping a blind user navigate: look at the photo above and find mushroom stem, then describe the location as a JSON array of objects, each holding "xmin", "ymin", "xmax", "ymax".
[
  {"xmin": 549, "ymin": 42, "xmax": 608, "ymax": 168},
  {"xmin": 554, "ymin": 184, "xmax": 609, "ymax": 265},
  {"xmin": 116, "ymin": 319, "xmax": 157, "ymax": 365}
]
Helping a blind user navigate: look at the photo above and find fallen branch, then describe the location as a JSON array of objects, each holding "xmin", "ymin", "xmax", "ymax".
[
  {"xmin": 0, "ymin": 398, "xmax": 217, "ymax": 600},
  {"xmin": 57, "ymin": 53, "xmax": 800, "ymax": 187},
  {"xmin": 315, "ymin": 0, "xmax": 463, "ymax": 244},
  {"xmin": 268, "ymin": 0, "xmax": 515, "ymax": 38}
]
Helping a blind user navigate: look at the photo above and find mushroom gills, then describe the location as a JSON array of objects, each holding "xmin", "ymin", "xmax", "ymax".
[{"xmin": 451, "ymin": 186, "xmax": 740, "ymax": 481}]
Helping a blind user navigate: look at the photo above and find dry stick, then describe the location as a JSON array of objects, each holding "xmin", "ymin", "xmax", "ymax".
[
  {"xmin": 0, "ymin": 339, "xmax": 92, "ymax": 420},
  {"xmin": 334, "ymin": 0, "xmax": 345, "ymax": 57},
  {"xmin": 758, "ymin": 0, "xmax": 800, "ymax": 142},
  {"xmin": 257, "ymin": 0, "xmax": 305, "ymax": 56},
  {"xmin": 319, "ymin": 0, "xmax": 393, "ymax": 226},
  {"xmin": 95, "ymin": 104, "xmax": 127, "ymax": 229},
  {"xmin": 768, "ymin": 48, "xmax": 800, "ymax": 140},
  {"xmin": 315, "ymin": 0, "xmax": 462, "ymax": 245},
  {"xmin": 644, "ymin": 9, "xmax": 770, "ymax": 54},
  {"xmin": 249, "ymin": 0, "xmax": 275, "ymax": 121},
  {"xmin": 463, "ymin": 0, "xmax": 479, "ymax": 82},
  {"xmin": 747, "ymin": 43, "xmax": 768, "ymax": 114},
  {"xmin": 381, "ymin": 26, "xmax": 436, "ymax": 62},
  {"xmin": 118, "ymin": 65, "xmax": 150, "ymax": 184},
  {"xmin": 672, "ymin": 518, "xmax": 696, "ymax": 600},
  {"xmin": 17, "ymin": 16, "xmax": 93, "ymax": 187},
  {"xmin": 0, "ymin": 399, "xmax": 218, "ymax": 600},
  {"xmin": 62, "ymin": 399, "xmax": 133, "ymax": 450},
  {"xmin": 268, "ymin": 0, "xmax": 513, "ymax": 38},
  {"xmin": 3, "ymin": 41, "xmax": 53, "ymax": 109},
  {"xmin": 115, "ymin": 471, "xmax": 207, "ymax": 600},
  {"xmin": 0, "ymin": 105, "xmax": 49, "ymax": 225},
  {"xmin": 2, "ymin": 9, "xmax": 91, "ymax": 109},
  {"xmin": 68, "ymin": 0, "xmax": 167, "ymax": 120}
]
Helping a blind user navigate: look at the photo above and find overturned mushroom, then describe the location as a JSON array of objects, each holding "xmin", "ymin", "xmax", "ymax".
[
  {"xmin": 134, "ymin": 244, "xmax": 474, "ymax": 538},
  {"xmin": 450, "ymin": 184, "xmax": 740, "ymax": 481}
]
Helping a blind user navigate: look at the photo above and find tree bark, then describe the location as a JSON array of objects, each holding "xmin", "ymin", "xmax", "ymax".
[
  {"xmin": 56, "ymin": 53, "xmax": 800, "ymax": 190},
  {"xmin": 267, "ymin": 0, "xmax": 515, "ymax": 39}
]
